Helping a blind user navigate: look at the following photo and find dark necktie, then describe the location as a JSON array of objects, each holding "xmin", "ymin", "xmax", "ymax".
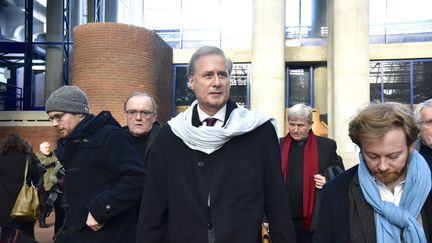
[{"xmin": 205, "ymin": 118, "xmax": 218, "ymax": 127}]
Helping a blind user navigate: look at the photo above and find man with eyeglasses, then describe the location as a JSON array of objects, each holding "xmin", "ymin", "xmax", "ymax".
[
  {"xmin": 123, "ymin": 92, "xmax": 161, "ymax": 167},
  {"xmin": 414, "ymin": 98, "xmax": 432, "ymax": 170},
  {"xmin": 45, "ymin": 85, "xmax": 145, "ymax": 242}
]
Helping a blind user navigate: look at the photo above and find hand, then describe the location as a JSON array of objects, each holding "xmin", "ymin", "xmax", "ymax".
[
  {"xmin": 86, "ymin": 212, "xmax": 104, "ymax": 231},
  {"xmin": 263, "ymin": 222, "xmax": 269, "ymax": 232},
  {"xmin": 313, "ymin": 174, "xmax": 326, "ymax": 189}
]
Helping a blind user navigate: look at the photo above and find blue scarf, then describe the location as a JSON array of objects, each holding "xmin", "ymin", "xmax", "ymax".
[{"xmin": 358, "ymin": 150, "xmax": 431, "ymax": 243}]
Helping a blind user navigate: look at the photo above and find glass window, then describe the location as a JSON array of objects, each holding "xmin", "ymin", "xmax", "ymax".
[
  {"xmin": 369, "ymin": 60, "xmax": 432, "ymax": 109},
  {"xmin": 370, "ymin": 0, "xmax": 432, "ymax": 43},
  {"xmin": 382, "ymin": 62, "xmax": 410, "ymax": 104},
  {"xmin": 287, "ymin": 67, "xmax": 311, "ymax": 107},
  {"xmin": 369, "ymin": 62, "xmax": 382, "ymax": 103},
  {"xmin": 413, "ymin": 61, "xmax": 432, "ymax": 104},
  {"xmin": 285, "ymin": 0, "xmax": 327, "ymax": 46},
  {"xmin": 174, "ymin": 65, "xmax": 194, "ymax": 107},
  {"xmin": 124, "ymin": 0, "xmax": 252, "ymax": 49},
  {"xmin": 0, "ymin": 2, "xmax": 25, "ymax": 41},
  {"xmin": 229, "ymin": 64, "xmax": 250, "ymax": 107}
]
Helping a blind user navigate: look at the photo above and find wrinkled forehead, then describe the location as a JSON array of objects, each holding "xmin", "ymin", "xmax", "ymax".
[
  {"xmin": 288, "ymin": 119, "xmax": 310, "ymax": 125},
  {"xmin": 195, "ymin": 54, "xmax": 228, "ymax": 71}
]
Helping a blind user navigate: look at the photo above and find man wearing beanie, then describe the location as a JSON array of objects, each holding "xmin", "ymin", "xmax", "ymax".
[{"xmin": 45, "ymin": 85, "xmax": 145, "ymax": 243}]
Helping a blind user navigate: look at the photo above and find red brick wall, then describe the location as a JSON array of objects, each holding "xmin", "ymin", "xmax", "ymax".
[
  {"xmin": 72, "ymin": 23, "xmax": 173, "ymax": 125},
  {"xmin": 1, "ymin": 24, "xmax": 173, "ymax": 151},
  {"xmin": 0, "ymin": 127, "xmax": 60, "ymax": 152}
]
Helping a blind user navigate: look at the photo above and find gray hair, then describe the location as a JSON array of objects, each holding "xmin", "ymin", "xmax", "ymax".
[
  {"xmin": 123, "ymin": 92, "xmax": 158, "ymax": 113},
  {"xmin": 414, "ymin": 98, "xmax": 432, "ymax": 124},
  {"xmin": 288, "ymin": 104, "xmax": 313, "ymax": 124},
  {"xmin": 187, "ymin": 46, "xmax": 233, "ymax": 77}
]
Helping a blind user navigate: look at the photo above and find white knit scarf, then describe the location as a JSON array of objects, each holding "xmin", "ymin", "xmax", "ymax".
[{"xmin": 168, "ymin": 100, "xmax": 276, "ymax": 154}]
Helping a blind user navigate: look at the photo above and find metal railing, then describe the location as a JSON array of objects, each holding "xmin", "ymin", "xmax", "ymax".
[{"xmin": 0, "ymin": 82, "xmax": 23, "ymax": 110}]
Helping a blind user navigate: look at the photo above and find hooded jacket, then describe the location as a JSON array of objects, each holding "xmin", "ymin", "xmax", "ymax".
[{"xmin": 56, "ymin": 111, "xmax": 145, "ymax": 243}]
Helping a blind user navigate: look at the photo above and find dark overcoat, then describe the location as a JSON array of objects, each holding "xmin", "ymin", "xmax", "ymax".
[
  {"xmin": 0, "ymin": 151, "xmax": 39, "ymax": 227},
  {"xmin": 123, "ymin": 121, "xmax": 161, "ymax": 170},
  {"xmin": 314, "ymin": 165, "xmax": 432, "ymax": 243},
  {"xmin": 136, "ymin": 100, "xmax": 296, "ymax": 243},
  {"xmin": 312, "ymin": 136, "xmax": 344, "ymax": 228},
  {"xmin": 56, "ymin": 111, "xmax": 145, "ymax": 243}
]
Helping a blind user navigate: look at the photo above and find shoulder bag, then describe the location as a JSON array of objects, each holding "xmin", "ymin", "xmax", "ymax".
[{"xmin": 10, "ymin": 156, "xmax": 40, "ymax": 222}]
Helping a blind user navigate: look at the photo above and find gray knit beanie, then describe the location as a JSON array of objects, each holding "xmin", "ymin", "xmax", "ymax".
[{"xmin": 45, "ymin": 85, "xmax": 89, "ymax": 114}]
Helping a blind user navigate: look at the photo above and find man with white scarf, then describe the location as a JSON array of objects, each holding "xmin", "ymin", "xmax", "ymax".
[
  {"xmin": 314, "ymin": 102, "xmax": 432, "ymax": 243},
  {"xmin": 136, "ymin": 46, "xmax": 296, "ymax": 243}
]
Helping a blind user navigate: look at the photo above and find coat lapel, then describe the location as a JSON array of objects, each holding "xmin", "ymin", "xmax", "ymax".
[{"xmin": 349, "ymin": 173, "xmax": 376, "ymax": 243}]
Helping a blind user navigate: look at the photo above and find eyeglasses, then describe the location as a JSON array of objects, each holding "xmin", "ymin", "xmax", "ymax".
[
  {"xmin": 419, "ymin": 119, "xmax": 432, "ymax": 127},
  {"xmin": 125, "ymin": 110, "xmax": 155, "ymax": 118},
  {"xmin": 49, "ymin": 112, "xmax": 66, "ymax": 122}
]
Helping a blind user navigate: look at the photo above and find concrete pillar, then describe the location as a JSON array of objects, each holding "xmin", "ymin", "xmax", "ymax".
[
  {"xmin": 45, "ymin": 0, "xmax": 63, "ymax": 97},
  {"xmin": 70, "ymin": 0, "xmax": 85, "ymax": 29},
  {"xmin": 328, "ymin": 0, "xmax": 370, "ymax": 168},
  {"xmin": 251, "ymin": 0, "xmax": 286, "ymax": 137},
  {"xmin": 313, "ymin": 65, "xmax": 327, "ymax": 115},
  {"xmin": 104, "ymin": 0, "xmax": 118, "ymax": 22}
]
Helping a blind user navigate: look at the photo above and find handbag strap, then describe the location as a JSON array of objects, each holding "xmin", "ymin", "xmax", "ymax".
[{"xmin": 22, "ymin": 155, "xmax": 29, "ymax": 184}]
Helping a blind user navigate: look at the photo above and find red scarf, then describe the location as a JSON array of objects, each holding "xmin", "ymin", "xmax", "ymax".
[{"xmin": 281, "ymin": 130, "xmax": 318, "ymax": 230}]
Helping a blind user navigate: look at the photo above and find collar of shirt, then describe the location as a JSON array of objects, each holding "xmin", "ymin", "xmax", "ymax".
[
  {"xmin": 375, "ymin": 179, "xmax": 405, "ymax": 206},
  {"xmin": 197, "ymin": 104, "xmax": 226, "ymax": 128}
]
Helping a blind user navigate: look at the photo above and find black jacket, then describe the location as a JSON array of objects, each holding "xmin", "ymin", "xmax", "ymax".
[
  {"xmin": 281, "ymin": 135, "xmax": 344, "ymax": 231},
  {"xmin": 136, "ymin": 100, "xmax": 296, "ymax": 243},
  {"xmin": 122, "ymin": 121, "xmax": 161, "ymax": 169},
  {"xmin": 56, "ymin": 111, "xmax": 145, "ymax": 243},
  {"xmin": 0, "ymin": 151, "xmax": 39, "ymax": 226}
]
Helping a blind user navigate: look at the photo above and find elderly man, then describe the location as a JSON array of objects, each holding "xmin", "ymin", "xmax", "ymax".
[
  {"xmin": 123, "ymin": 92, "xmax": 160, "ymax": 166},
  {"xmin": 414, "ymin": 98, "xmax": 432, "ymax": 168},
  {"xmin": 45, "ymin": 85, "xmax": 145, "ymax": 242},
  {"xmin": 314, "ymin": 102, "xmax": 432, "ymax": 243},
  {"xmin": 281, "ymin": 103, "xmax": 343, "ymax": 242},
  {"xmin": 36, "ymin": 141, "xmax": 59, "ymax": 228},
  {"xmin": 136, "ymin": 46, "xmax": 296, "ymax": 243}
]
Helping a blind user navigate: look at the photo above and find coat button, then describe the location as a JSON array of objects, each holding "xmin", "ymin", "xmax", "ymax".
[
  {"xmin": 105, "ymin": 204, "xmax": 111, "ymax": 210},
  {"xmin": 197, "ymin": 161, "xmax": 205, "ymax": 168}
]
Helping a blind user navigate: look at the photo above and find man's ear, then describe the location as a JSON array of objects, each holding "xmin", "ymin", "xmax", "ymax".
[{"xmin": 188, "ymin": 76, "xmax": 194, "ymax": 91}]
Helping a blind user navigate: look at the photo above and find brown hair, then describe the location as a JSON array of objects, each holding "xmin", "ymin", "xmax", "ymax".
[
  {"xmin": 0, "ymin": 133, "xmax": 32, "ymax": 155},
  {"xmin": 349, "ymin": 102, "xmax": 419, "ymax": 148}
]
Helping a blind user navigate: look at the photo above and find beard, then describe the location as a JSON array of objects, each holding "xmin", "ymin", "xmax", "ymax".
[{"xmin": 372, "ymin": 155, "xmax": 409, "ymax": 185}]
